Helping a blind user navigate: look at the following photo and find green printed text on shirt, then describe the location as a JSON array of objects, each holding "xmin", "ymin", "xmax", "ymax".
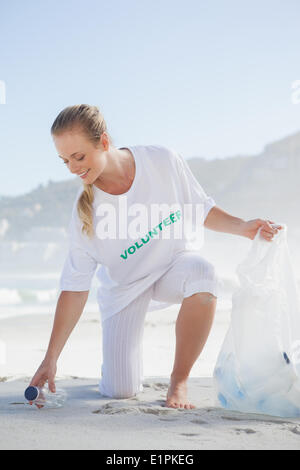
[{"xmin": 120, "ymin": 210, "xmax": 181, "ymax": 260}]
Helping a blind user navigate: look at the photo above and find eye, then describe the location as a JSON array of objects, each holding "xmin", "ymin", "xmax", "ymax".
[{"xmin": 62, "ymin": 155, "xmax": 85, "ymax": 164}]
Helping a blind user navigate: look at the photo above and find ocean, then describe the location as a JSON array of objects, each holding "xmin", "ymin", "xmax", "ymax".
[{"xmin": 1, "ymin": 231, "xmax": 299, "ymax": 321}]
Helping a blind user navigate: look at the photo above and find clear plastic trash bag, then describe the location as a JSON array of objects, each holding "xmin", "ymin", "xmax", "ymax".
[{"xmin": 213, "ymin": 224, "xmax": 300, "ymax": 417}]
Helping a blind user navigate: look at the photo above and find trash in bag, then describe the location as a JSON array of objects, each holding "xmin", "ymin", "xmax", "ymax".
[{"xmin": 213, "ymin": 223, "xmax": 300, "ymax": 418}]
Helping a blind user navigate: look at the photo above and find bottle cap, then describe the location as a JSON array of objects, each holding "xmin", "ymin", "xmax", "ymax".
[{"xmin": 24, "ymin": 386, "xmax": 39, "ymax": 401}]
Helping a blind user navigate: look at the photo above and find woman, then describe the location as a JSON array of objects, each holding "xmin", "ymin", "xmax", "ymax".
[{"xmin": 29, "ymin": 104, "xmax": 282, "ymax": 409}]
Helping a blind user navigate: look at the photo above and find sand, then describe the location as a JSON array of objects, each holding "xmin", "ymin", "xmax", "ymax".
[
  {"xmin": 1, "ymin": 306, "xmax": 300, "ymax": 450},
  {"xmin": 2, "ymin": 376, "xmax": 300, "ymax": 450}
]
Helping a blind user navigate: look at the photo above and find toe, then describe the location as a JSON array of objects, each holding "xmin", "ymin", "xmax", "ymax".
[{"xmin": 166, "ymin": 401, "xmax": 177, "ymax": 408}]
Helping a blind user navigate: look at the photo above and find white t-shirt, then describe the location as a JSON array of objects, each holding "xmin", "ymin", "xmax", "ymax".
[{"xmin": 59, "ymin": 145, "xmax": 216, "ymax": 322}]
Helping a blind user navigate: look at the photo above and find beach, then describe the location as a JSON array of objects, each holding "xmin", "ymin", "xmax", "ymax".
[
  {"xmin": 2, "ymin": 0, "xmax": 300, "ymax": 452},
  {"xmin": 1, "ymin": 303, "xmax": 300, "ymax": 450}
]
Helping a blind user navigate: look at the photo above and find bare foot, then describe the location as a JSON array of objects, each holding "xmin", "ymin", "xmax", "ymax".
[{"xmin": 165, "ymin": 378, "xmax": 196, "ymax": 409}]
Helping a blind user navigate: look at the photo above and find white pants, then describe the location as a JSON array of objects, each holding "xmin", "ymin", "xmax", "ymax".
[{"xmin": 98, "ymin": 251, "xmax": 218, "ymax": 399}]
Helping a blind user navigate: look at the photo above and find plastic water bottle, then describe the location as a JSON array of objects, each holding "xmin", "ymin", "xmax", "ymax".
[{"xmin": 24, "ymin": 385, "xmax": 67, "ymax": 409}]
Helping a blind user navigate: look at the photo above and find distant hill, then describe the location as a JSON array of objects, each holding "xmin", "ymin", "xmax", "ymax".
[
  {"xmin": 1, "ymin": 130, "xmax": 300, "ymax": 242},
  {"xmin": 187, "ymin": 130, "xmax": 300, "ymax": 228},
  {"xmin": 0, "ymin": 179, "xmax": 81, "ymax": 241}
]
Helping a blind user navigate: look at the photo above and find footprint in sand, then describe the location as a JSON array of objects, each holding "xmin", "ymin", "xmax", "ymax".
[
  {"xmin": 190, "ymin": 419, "xmax": 208, "ymax": 425},
  {"xmin": 143, "ymin": 382, "xmax": 169, "ymax": 391},
  {"xmin": 92, "ymin": 401, "xmax": 179, "ymax": 416},
  {"xmin": 158, "ymin": 418, "xmax": 179, "ymax": 422},
  {"xmin": 222, "ymin": 415, "xmax": 294, "ymax": 425},
  {"xmin": 234, "ymin": 428, "xmax": 256, "ymax": 434},
  {"xmin": 289, "ymin": 426, "xmax": 300, "ymax": 435}
]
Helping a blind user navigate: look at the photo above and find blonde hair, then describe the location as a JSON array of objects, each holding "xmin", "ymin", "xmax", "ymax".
[{"xmin": 51, "ymin": 104, "xmax": 113, "ymax": 238}]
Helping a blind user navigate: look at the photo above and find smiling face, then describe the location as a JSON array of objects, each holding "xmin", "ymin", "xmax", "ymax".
[{"xmin": 53, "ymin": 128, "xmax": 110, "ymax": 183}]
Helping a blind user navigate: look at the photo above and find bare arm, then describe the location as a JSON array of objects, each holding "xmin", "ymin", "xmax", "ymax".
[
  {"xmin": 204, "ymin": 205, "xmax": 245, "ymax": 235},
  {"xmin": 30, "ymin": 290, "xmax": 89, "ymax": 392},
  {"xmin": 204, "ymin": 205, "xmax": 283, "ymax": 241},
  {"xmin": 45, "ymin": 290, "xmax": 89, "ymax": 361}
]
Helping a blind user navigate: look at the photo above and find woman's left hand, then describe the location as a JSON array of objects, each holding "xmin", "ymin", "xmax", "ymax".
[{"xmin": 241, "ymin": 218, "xmax": 283, "ymax": 241}]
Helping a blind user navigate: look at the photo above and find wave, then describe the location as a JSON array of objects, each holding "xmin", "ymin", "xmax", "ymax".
[{"xmin": 0, "ymin": 288, "xmax": 59, "ymax": 305}]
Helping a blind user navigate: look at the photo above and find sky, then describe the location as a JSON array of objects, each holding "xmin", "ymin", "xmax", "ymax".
[{"xmin": 1, "ymin": 0, "xmax": 300, "ymax": 197}]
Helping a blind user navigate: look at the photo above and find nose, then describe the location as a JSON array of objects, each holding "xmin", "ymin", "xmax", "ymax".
[{"xmin": 68, "ymin": 161, "xmax": 81, "ymax": 174}]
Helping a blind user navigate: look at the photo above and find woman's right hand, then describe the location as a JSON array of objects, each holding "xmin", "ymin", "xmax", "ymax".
[{"xmin": 29, "ymin": 358, "xmax": 57, "ymax": 393}]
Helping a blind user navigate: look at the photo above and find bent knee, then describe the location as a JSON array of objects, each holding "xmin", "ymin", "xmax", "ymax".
[
  {"xmin": 203, "ymin": 260, "xmax": 218, "ymax": 282},
  {"xmin": 190, "ymin": 258, "xmax": 218, "ymax": 283}
]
